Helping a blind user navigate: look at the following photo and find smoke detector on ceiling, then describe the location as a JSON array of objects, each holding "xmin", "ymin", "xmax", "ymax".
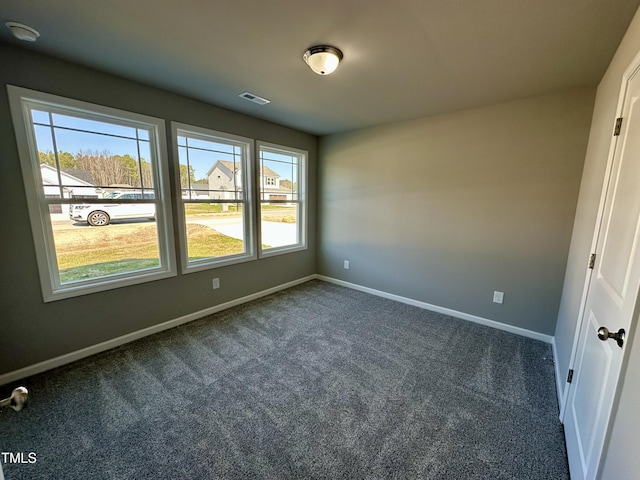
[{"xmin": 6, "ymin": 22, "xmax": 40, "ymax": 42}]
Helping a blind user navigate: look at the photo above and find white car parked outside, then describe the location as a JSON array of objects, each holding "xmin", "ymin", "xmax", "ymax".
[{"xmin": 69, "ymin": 191, "xmax": 156, "ymax": 226}]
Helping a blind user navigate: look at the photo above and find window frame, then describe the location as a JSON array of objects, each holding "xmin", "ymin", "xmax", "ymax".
[
  {"xmin": 7, "ymin": 85, "xmax": 177, "ymax": 302},
  {"xmin": 257, "ymin": 141, "xmax": 308, "ymax": 258},
  {"xmin": 172, "ymin": 122, "xmax": 257, "ymax": 273}
]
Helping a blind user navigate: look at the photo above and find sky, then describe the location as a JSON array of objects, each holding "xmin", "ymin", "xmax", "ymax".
[{"xmin": 33, "ymin": 109, "xmax": 297, "ymax": 182}]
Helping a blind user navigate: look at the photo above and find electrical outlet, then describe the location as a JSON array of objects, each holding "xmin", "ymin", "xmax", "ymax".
[
  {"xmin": 493, "ymin": 291, "xmax": 504, "ymax": 304},
  {"xmin": 344, "ymin": 260, "xmax": 350, "ymax": 269},
  {"xmin": 212, "ymin": 278, "xmax": 220, "ymax": 290}
]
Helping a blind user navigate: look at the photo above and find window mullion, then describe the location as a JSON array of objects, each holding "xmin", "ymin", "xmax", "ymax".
[{"xmin": 47, "ymin": 113, "xmax": 66, "ymax": 200}]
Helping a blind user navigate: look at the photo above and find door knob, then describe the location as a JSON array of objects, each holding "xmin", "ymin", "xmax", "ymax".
[
  {"xmin": 597, "ymin": 327, "xmax": 625, "ymax": 348},
  {"xmin": 0, "ymin": 387, "xmax": 29, "ymax": 411}
]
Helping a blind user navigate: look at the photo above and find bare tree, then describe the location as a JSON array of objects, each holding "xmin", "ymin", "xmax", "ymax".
[{"xmin": 73, "ymin": 150, "xmax": 152, "ymax": 187}]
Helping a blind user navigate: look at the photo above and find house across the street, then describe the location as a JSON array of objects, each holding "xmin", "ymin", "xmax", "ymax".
[{"xmin": 207, "ymin": 160, "xmax": 294, "ymax": 203}]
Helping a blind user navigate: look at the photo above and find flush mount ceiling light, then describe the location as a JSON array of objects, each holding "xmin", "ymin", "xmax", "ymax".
[
  {"xmin": 6, "ymin": 22, "xmax": 40, "ymax": 42},
  {"xmin": 303, "ymin": 45, "xmax": 343, "ymax": 75}
]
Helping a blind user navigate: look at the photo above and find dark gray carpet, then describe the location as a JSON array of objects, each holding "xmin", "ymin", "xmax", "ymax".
[{"xmin": 0, "ymin": 280, "xmax": 569, "ymax": 479}]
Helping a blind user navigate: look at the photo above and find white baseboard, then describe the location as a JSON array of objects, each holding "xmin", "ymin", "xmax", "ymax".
[
  {"xmin": 552, "ymin": 337, "xmax": 568, "ymax": 421},
  {"xmin": 1, "ymin": 273, "xmax": 555, "ymax": 387},
  {"xmin": 0, "ymin": 275, "xmax": 316, "ymax": 386},
  {"xmin": 316, "ymin": 275, "xmax": 554, "ymax": 344}
]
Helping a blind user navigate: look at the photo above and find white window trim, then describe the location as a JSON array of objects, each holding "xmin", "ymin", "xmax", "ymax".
[
  {"xmin": 257, "ymin": 141, "xmax": 308, "ymax": 258},
  {"xmin": 172, "ymin": 122, "xmax": 257, "ymax": 273},
  {"xmin": 7, "ymin": 85, "xmax": 177, "ymax": 302}
]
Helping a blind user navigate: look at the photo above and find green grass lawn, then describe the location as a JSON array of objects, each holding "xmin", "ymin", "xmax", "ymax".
[
  {"xmin": 184, "ymin": 224, "xmax": 245, "ymax": 258},
  {"xmin": 56, "ymin": 223, "xmax": 245, "ymax": 283},
  {"xmin": 59, "ymin": 258, "xmax": 160, "ymax": 283}
]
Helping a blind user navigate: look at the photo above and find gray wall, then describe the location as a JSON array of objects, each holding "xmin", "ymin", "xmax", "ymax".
[
  {"xmin": 318, "ymin": 89, "xmax": 595, "ymax": 335},
  {"xmin": 551, "ymin": 7, "xmax": 640, "ymax": 478},
  {"xmin": 0, "ymin": 43, "xmax": 317, "ymax": 376}
]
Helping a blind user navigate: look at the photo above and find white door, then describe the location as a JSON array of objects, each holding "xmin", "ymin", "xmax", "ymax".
[{"xmin": 564, "ymin": 64, "xmax": 640, "ymax": 479}]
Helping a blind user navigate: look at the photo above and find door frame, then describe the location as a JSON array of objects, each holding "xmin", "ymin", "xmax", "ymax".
[{"xmin": 559, "ymin": 48, "xmax": 640, "ymax": 476}]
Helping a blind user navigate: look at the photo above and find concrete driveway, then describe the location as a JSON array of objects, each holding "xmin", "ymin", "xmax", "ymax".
[{"xmin": 190, "ymin": 217, "xmax": 296, "ymax": 247}]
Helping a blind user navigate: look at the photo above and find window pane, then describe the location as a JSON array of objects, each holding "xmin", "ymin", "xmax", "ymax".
[
  {"xmin": 260, "ymin": 204, "xmax": 298, "ymax": 249},
  {"xmin": 137, "ymin": 140, "xmax": 155, "ymax": 189},
  {"xmin": 260, "ymin": 156, "xmax": 298, "ymax": 200},
  {"xmin": 178, "ymin": 146, "xmax": 189, "ymax": 191},
  {"xmin": 261, "ymin": 149, "xmax": 295, "ymax": 163},
  {"xmin": 198, "ymin": 153, "xmax": 241, "ymax": 195},
  {"xmin": 69, "ymin": 185, "xmax": 103, "ymax": 199},
  {"xmin": 137, "ymin": 129, "xmax": 150, "ymax": 141},
  {"xmin": 51, "ymin": 113, "xmax": 138, "ymax": 139},
  {"xmin": 31, "ymin": 110, "xmax": 51, "ymax": 125},
  {"xmin": 179, "ymin": 134, "xmax": 243, "ymax": 200},
  {"xmin": 34, "ymin": 125, "xmax": 55, "ymax": 155},
  {"xmin": 51, "ymin": 204, "xmax": 160, "ymax": 284},
  {"xmin": 183, "ymin": 203, "xmax": 246, "ymax": 260},
  {"xmin": 186, "ymin": 137, "xmax": 235, "ymax": 154},
  {"xmin": 52, "ymin": 125, "xmax": 139, "ymax": 152}
]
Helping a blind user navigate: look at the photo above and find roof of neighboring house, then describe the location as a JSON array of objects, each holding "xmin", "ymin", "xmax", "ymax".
[
  {"xmin": 207, "ymin": 160, "xmax": 280, "ymax": 178},
  {"xmin": 40, "ymin": 163, "xmax": 95, "ymax": 187},
  {"xmin": 61, "ymin": 168, "xmax": 95, "ymax": 185},
  {"xmin": 260, "ymin": 165, "xmax": 280, "ymax": 178},
  {"xmin": 217, "ymin": 161, "xmax": 240, "ymax": 173},
  {"xmin": 206, "ymin": 160, "xmax": 235, "ymax": 178}
]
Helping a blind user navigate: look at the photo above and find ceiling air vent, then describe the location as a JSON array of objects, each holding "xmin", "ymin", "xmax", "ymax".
[{"xmin": 238, "ymin": 92, "xmax": 270, "ymax": 105}]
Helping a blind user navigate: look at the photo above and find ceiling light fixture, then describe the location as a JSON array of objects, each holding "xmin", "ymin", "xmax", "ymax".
[
  {"xmin": 6, "ymin": 22, "xmax": 40, "ymax": 42},
  {"xmin": 303, "ymin": 45, "xmax": 343, "ymax": 75}
]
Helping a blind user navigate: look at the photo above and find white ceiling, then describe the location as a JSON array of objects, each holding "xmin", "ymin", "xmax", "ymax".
[{"xmin": 1, "ymin": 0, "xmax": 639, "ymax": 135}]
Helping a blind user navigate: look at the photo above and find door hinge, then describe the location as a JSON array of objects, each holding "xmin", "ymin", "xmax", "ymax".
[
  {"xmin": 567, "ymin": 369, "xmax": 574, "ymax": 383},
  {"xmin": 588, "ymin": 253, "xmax": 597, "ymax": 269},
  {"xmin": 614, "ymin": 117, "xmax": 623, "ymax": 136}
]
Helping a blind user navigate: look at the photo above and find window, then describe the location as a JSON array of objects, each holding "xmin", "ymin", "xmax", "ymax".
[
  {"xmin": 258, "ymin": 142, "xmax": 307, "ymax": 256},
  {"xmin": 173, "ymin": 123, "xmax": 255, "ymax": 271},
  {"xmin": 8, "ymin": 86, "xmax": 176, "ymax": 301}
]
